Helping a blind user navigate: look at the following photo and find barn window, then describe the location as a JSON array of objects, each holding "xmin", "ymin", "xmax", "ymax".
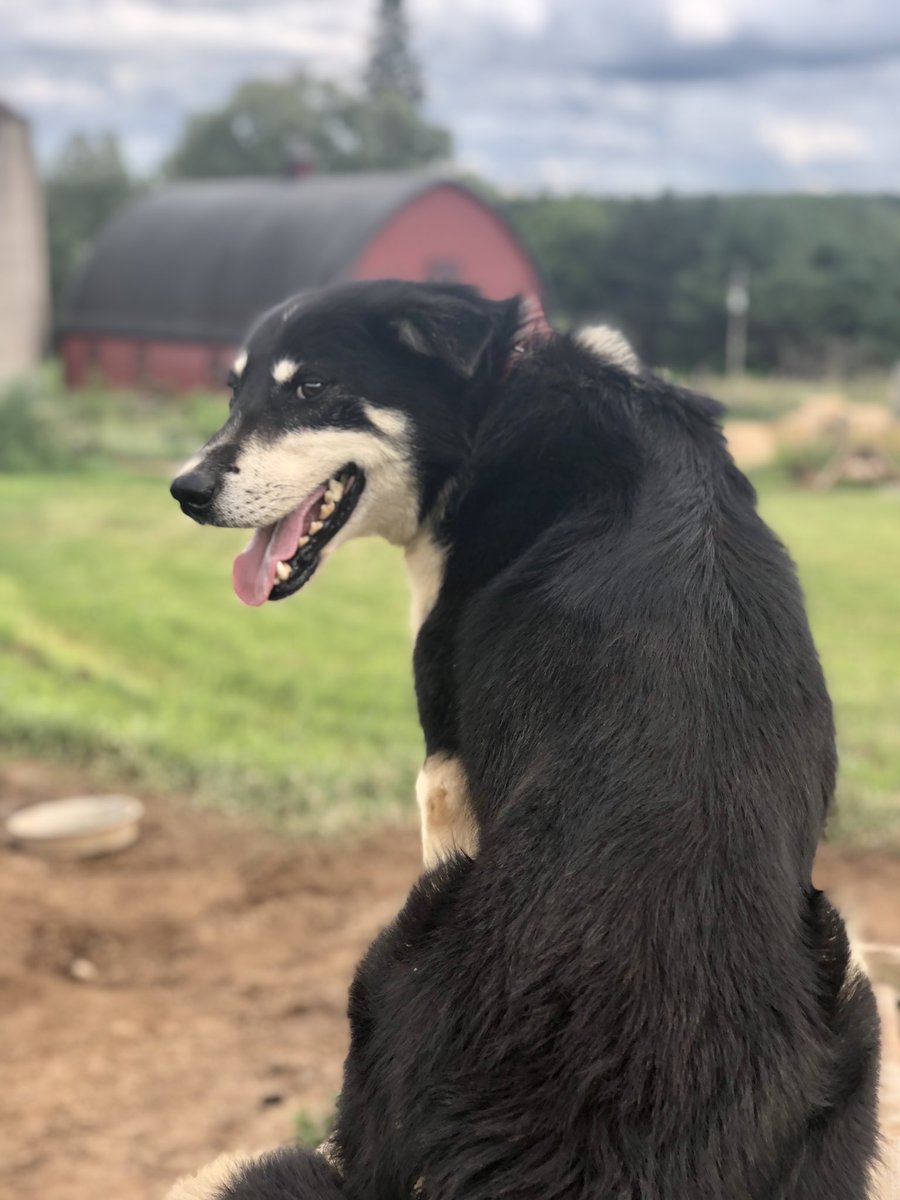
[{"xmin": 426, "ymin": 257, "xmax": 461, "ymax": 283}]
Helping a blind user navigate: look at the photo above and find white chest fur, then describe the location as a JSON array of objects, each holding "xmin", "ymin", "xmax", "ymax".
[{"xmin": 404, "ymin": 528, "xmax": 446, "ymax": 637}]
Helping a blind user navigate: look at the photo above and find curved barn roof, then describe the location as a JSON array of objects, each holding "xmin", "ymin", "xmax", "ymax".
[{"xmin": 61, "ymin": 171, "xmax": 445, "ymax": 343}]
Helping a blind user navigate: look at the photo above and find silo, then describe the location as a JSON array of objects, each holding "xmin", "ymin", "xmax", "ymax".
[{"xmin": 0, "ymin": 101, "xmax": 50, "ymax": 383}]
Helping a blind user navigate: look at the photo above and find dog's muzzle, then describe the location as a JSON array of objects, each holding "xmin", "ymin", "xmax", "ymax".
[{"xmin": 170, "ymin": 466, "xmax": 220, "ymax": 523}]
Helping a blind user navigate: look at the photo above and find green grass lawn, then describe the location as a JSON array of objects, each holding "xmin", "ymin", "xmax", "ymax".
[
  {"xmin": 0, "ymin": 471, "xmax": 420, "ymax": 833},
  {"xmin": 0, "ymin": 469, "xmax": 897, "ymax": 842},
  {"xmin": 758, "ymin": 487, "xmax": 900, "ymax": 842}
]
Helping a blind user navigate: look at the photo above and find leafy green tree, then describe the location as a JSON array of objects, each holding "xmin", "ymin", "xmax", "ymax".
[
  {"xmin": 163, "ymin": 72, "xmax": 451, "ymax": 180},
  {"xmin": 503, "ymin": 195, "xmax": 616, "ymax": 325},
  {"xmin": 343, "ymin": 89, "xmax": 451, "ymax": 170},
  {"xmin": 44, "ymin": 132, "xmax": 139, "ymax": 317}
]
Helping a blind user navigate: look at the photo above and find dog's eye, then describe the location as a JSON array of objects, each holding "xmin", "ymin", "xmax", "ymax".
[{"xmin": 296, "ymin": 380, "xmax": 327, "ymax": 401}]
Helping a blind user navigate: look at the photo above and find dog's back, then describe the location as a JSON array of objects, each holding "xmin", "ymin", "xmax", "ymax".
[{"xmin": 337, "ymin": 338, "xmax": 881, "ymax": 1199}]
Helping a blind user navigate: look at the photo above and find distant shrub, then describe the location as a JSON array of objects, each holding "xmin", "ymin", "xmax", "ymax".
[
  {"xmin": 773, "ymin": 396, "xmax": 900, "ymax": 484},
  {"xmin": 0, "ymin": 377, "xmax": 74, "ymax": 472},
  {"xmin": 773, "ymin": 436, "xmax": 836, "ymax": 483},
  {"xmin": 0, "ymin": 366, "xmax": 227, "ymax": 474},
  {"xmin": 294, "ymin": 1107, "xmax": 335, "ymax": 1148}
]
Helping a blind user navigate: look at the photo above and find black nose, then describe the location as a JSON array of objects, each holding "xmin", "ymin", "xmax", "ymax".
[{"xmin": 170, "ymin": 467, "xmax": 219, "ymax": 518}]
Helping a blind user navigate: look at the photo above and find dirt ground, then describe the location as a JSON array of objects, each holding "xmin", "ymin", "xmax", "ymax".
[{"xmin": 1, "ymin": 761, "xmax": 898, "ymax": 1200}]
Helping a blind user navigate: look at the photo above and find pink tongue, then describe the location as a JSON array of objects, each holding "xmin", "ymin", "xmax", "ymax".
[{"xmin": 232, "ymin": 486, "xmax": 326, "ymax": 606}]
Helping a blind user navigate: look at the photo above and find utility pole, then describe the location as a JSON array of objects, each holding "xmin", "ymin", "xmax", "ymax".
[{"xmin": 725, "ymin": 261, "xmax": 750, "ymax": 376}]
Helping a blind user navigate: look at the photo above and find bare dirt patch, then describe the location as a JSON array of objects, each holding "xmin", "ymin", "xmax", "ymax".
[
  {"xmin": 1, "ymin": 761, "xmax": 897, "ymax": 1200},
  {"xmin": 0, "ymin": 761, "xmax": 420, "ymax": 1200}
]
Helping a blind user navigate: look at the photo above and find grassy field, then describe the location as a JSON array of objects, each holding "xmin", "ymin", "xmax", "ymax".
[
  {"xmin": 0, "ymin": 376, "xmax": 897, "ymax": 840},
  {"xmin": 758, "ymin": 487, "xmax": 900, "ymax": 841},
  {"xmin": 0, "ymin": 471, "xmax": 421, "ymax": 833}
]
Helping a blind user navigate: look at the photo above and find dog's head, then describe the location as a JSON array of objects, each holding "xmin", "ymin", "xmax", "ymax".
[{"xmin": 170, "ymin": 280, "xmax": 520, "ymax": 605}]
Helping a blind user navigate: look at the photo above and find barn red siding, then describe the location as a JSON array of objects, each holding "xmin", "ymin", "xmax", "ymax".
[
  {"xmin": 62, "ymin": 335, "xmax": 236, "ymax": 392},
  {"xmin": 62, "ymin": 335, "xmax": 93, "ymax": 388},
  {"xmin": 142, "ymin": 341, "xmax": 233, "ymax": 391},
  {"xmin": 351, "ymin": 184, "xmax": 543, "ymax": 308}
]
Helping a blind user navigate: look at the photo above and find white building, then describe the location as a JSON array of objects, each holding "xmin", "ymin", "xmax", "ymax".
[{"xmin": 0, "ymin": 101, "xmax": 49, "ymax": 383}]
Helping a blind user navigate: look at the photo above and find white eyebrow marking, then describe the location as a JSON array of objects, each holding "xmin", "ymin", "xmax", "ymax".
[
  {"xmin": 272, "ymin": 358, "xmax": 300, "ymax": 385},
  {"xmin": 232, "ymin": 349, "xmax": 248, "ymax": 378}
]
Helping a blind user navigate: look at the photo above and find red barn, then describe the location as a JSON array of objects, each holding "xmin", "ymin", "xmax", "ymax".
[{"xmin": 60, "ymin": 172, "xmax": 544, "ymax": 391}]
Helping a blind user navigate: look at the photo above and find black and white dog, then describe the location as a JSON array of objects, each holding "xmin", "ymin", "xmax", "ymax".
[{"xmin": 170, "ymin": 280, "xmax": 880, "ymax": 1199}]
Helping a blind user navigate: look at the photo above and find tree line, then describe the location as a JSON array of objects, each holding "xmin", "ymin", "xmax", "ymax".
[{"xmin": 501, "ymin": 191, "xmax": 900, "ymax": 373}]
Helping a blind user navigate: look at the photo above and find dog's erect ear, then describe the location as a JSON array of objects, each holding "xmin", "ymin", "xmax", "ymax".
[{"xmin": 389, "ymin": 293, "xmax": 520, "ymax": 380}]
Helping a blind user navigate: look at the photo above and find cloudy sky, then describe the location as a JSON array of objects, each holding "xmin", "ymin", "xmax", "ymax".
[{"xmin": 4, "ymin": 0, "xmax": 900, "ymax": 193}]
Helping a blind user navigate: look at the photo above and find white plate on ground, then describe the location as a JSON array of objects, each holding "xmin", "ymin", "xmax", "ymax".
[{"xmin": 6, "ymin": 795, "xmax": 145, "ymax": 859}]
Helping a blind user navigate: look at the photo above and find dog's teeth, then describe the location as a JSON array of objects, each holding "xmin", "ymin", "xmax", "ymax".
[
  {"xmin": 298, "ymin": 535, "xmax": 310, "ymax": 547},
  {"xmin": 327, "ymin": 479, "xmax": 344, "ymax": 501},
  {"xmin": 320, "ymin": 501, "xmax": 336, "ymax": 518},
  {"xmin": 309, "ymin": 521, "xmax": 323, "ymax": 534},
  {"xmin": 275, "ymin": 561, "xmax": 292, "ymax": 582}
]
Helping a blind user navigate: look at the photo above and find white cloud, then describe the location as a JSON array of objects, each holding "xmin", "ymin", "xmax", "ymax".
[
  {"xmin": 757, "ymin": 117, "xmax": 871, "ymax": 167},
  {"xmin": 414, "ymin": 0, "xmax": 548, "ymax": 37},
  {"xmin": 667, "ymin": 0, "xmax": 740, "ymax": 43},
  {"xmin": 121, "ymin": 129, "xmax": 173, "ymax": 170},
  {"xmin": 10, "ymin": 0, "xmax": 364, "ymax": 67},
  {"xmin": 4, "ymin": 73, "xmax": 106, "ymax": 111}
]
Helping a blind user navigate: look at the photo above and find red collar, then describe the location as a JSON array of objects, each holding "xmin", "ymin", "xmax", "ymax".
[{"xmin": 506, "ymin": 297, "xmax": 552, "ymax": 371}]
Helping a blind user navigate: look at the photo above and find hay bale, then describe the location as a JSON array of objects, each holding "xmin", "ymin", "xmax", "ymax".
[
  {"xmin": 775, "ymin": 395, "xmax": 900, "ymax": 487},
  {"xmin": 723, "ymin": 420, "xmax": 778, "ymax": 470}
]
